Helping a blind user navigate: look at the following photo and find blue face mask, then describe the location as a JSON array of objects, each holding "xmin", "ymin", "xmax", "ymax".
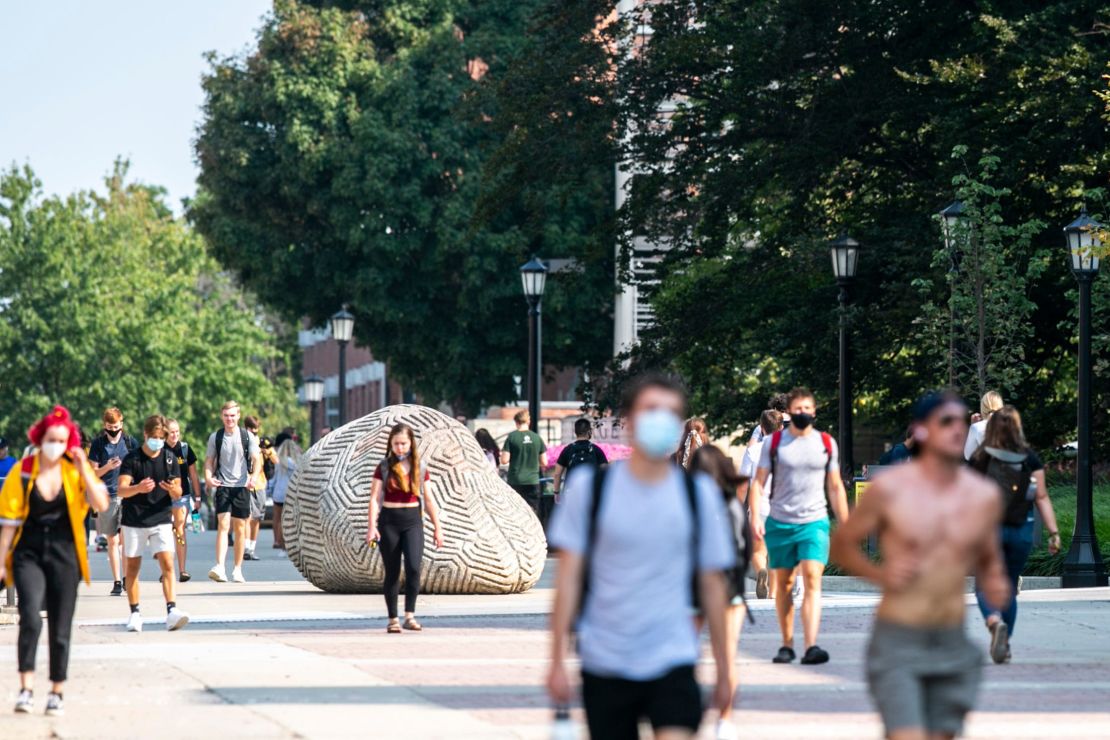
[
  {"xmin": 633, "ymin": 408, "xmax": 684, "ymax": 460},
  {"xmin": 146, "ymin": 438, "xmax": 165, "ymax": 453}
]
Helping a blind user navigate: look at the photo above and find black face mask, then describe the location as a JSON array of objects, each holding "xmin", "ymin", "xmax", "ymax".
[
  {"xmin": 791, "ymin": 413, "xmax": 815, "ymax": 430},
  {"xmin": 105, "ymin": 428, "xmax": 122, "ymax": 439}
]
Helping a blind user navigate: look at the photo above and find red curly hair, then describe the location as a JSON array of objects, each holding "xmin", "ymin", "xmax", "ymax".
[{"xmin": 28, "ymin": 405, "xmax": 83, "ymax": 451}]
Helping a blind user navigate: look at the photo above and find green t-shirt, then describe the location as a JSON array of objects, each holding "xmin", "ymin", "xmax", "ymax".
[{"xmin": 504, "ymin": 430, "xmax": 547, "ymax": 486}]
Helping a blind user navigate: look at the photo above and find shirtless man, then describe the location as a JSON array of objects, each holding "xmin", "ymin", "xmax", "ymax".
[{"xmin": 831, "ymin": 391, "xmax": 1010, "ymax": 740}]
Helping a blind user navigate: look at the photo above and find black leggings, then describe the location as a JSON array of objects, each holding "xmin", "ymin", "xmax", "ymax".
[
  {"xmin": 14, "ymin": 523, "xmax": 81, "ymax": 682},
  {"xmin": 379, "ymin": 507, "xmax": 424, "ymax": 618}
]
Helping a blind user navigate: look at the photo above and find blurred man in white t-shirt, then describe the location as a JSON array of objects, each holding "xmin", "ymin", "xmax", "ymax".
[{"xmin": 741, "ymin": 410, "xmax": 784, "ymax": 599}]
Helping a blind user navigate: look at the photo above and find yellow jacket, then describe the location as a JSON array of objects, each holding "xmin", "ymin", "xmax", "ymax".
[{"xmin": 1, "ymin": 455, "xmax": 94, "ymax": 586}]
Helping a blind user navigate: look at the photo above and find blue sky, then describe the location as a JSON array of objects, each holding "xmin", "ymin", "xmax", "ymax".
[{"xmin": 0, "ymin": 1, "xmax": 272, "ymax": 211}]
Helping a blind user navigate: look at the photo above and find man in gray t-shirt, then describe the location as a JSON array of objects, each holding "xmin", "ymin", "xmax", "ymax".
[
  {"xmin": 750, "ymin": 387, "xmax": 850, "ymax": 667},
  {"xmin": 203, "ymin": 401, "xmax": 262, "ymax": 584},
  {"xmin": 546, "ymin": 376, "xmax": 735, "ymax": 738}
]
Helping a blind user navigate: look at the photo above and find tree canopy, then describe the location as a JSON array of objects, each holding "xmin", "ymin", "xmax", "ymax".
[
  {"xmin": 0, "ymin": 163, "xmax": 304, "ymax": 452},
  {"xmin": 193, "ymin": 0, "xmax": 615, "ymax": 415}
]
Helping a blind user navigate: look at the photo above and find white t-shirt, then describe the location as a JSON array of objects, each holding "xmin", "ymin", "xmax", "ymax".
[
  {"xmin": 548, "ymin": 462, "xmax": 735, "ymax": 681},
  {"xmin": 964, "ymin": 419, "xmax": 988, "ymax": 460}
]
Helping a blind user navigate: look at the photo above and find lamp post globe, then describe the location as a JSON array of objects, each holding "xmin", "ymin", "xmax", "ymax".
[
  {"xmin": 1062, "ymin": 208, "xmax": 1107, "ymax": 588},
  {"xmin": 304, "ymin": 374, "xmax": 325, "ymax": 444},
  {"xmin": 520, "ymin": 257, "xmax": 548, "ymax": 435},
  {"xmin": 330, "ymin": 307, "xmax": 355, "ymax": 426},
  {"xmin": 938, "ymin": 201, "xmax": 965, "ymax": 253},
  {"xmin": 830, "ymin": 235, "xmax": 859, "ymax": 488}
]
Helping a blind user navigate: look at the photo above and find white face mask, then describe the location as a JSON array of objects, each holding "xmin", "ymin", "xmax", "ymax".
[{"xmin": 41, "ymin": 441, "xmax": 67, "ymax": 462}]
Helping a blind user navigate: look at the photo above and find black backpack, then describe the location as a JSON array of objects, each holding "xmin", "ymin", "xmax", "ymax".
[
  {"xmin": 975, "ymin": 447, "xmax": 1035, "ymax": 527},
  {"xmin": 724, "ymin": 496, "xmax": 753, "ymax": 615},
  {"xmin": 565, "ymin": 441, "xmax": 601, "ymax": 475},
  {"xmin": 213, "ymin": 427, "xmax": 254, "ymax": 481}
]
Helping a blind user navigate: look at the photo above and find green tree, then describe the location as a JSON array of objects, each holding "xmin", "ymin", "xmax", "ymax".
[
  {"xmin": 914, "ymin": 152, "xmax": 1047, "ymax": 398},
  {"xmin": 0, "ymin": 163, "xmax": 305, "ymax": 455},
  {"xmin": 607, "ymin": 1, "xmax": 1109, "ymax": 450},
  {"xmin": 193, "ymin": 0, "xmax": 614, "ymax": 415}
]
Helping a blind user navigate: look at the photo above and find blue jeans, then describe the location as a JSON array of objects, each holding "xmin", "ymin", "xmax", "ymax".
[{"xmin": 975, "ymin": 518, "xmax": 1034, "ymax": 636}]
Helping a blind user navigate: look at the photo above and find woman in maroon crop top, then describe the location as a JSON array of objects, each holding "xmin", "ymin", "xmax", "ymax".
[{"xmin": 366, "ymin": 423, "xmax": 444, "ymax": 633}]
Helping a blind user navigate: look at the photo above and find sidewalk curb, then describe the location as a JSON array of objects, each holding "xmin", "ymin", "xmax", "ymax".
[{"xmin": 745, "ymin": 575, "xmax": 1063, "ymax": 593}]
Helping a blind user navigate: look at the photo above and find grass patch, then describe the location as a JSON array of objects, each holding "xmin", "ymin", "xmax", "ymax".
[{"xmin": 1024, "ymin": 482, "xmax": 1110, "ymax": 576}]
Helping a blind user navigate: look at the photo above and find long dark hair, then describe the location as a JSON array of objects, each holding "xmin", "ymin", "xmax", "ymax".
[
  {"xmin": 689, "ymin": 445, "xmax": 744, "ymax": 502},
  {"xmin": 979, "ymin": 405, "xmax": 1028, "ymax": 454},
  {"xmin": 386, "ymin": 423, "xmax": 422, "ymax": 493},
  {"xmin": 675, "ymin": 417, "xmax": 709, "ymax": 469},
  {"xmin": 474, "ymin": 428, "xmax": 499, "ymax": 458}
]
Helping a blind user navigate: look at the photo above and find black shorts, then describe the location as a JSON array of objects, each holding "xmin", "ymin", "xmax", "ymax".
[
  {"xmin": 215, "ymin": 487, "xmax": 250, "ymax": 519},
  {"xmin": 582, "ymin": 665, "xmax": 702, "ymax": 739}
]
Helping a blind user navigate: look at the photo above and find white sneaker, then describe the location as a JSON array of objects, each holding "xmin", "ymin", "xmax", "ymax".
[
  {"xmin": 716, "ymin": 719, "xmax": 738, "ymax": 740},
  {"xmin": 208, "ymin": 564, "xmax": 228, "ymax": 583},
  {"xmin": 231, "ymin": 567, "xmax": 246, "ymax": 583},
  {"xmin": 126, "ymin": 611, "xmax": 143, "ymax": 633},
  {"xmin": 166, "ymin": 607, "xmax": 190, "ymax": 632},
  {"xmin": 791, "ymin": 578, "xmax": 804, "ymax": 605}
]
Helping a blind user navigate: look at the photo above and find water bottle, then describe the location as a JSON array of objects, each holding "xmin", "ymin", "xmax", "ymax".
[
  {"xmin": 191, "ymin": 511, "xmax": 202, "ymax": 534},
  {"xmin": 551, "ymin": 705, "xmax": 575, "ymax": 740}
]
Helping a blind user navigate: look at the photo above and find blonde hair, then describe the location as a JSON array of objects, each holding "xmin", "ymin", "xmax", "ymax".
[
  {"xmin": 980, "ymin": 391, "xmax": 1003, "ymax": 418},
  {"xmin": 221, "ymin": 401, "xmax": 240, "ymax": 413}
]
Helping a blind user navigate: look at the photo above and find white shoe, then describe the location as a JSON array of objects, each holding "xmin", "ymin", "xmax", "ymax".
[
  {"xmin": 126, "ymin": 611, "xmax": 143, "ymax": 632},
  {"xmin": 208, "ymin": 564, "xmax": 228, "ymax": 583},
  {"xmin": 716, "ymin": 719, "xmax": 738, "ymax": 740},
  {"xmin": 231, "ymin": 567, "xmax": 246, "ymax": 583},
  {"xmin": 166, "ymin": 607, "xmax": 190, "ymax": 632}
]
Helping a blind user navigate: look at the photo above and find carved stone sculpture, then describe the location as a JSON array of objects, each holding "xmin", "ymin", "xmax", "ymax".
[{"xmin": 283, "ymin": 404, "xmax": 547, "ymax": 594}]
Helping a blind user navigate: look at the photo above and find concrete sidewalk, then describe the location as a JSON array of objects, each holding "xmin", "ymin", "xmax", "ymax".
[{"xmin": 2, "ymin": 528, "xmax": 1108, "ymax": 738}]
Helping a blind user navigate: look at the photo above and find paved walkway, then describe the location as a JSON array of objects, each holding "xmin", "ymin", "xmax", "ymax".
[{"xmin": 2, "ymin": 529, "xmax": 1109, "ymax": 738}]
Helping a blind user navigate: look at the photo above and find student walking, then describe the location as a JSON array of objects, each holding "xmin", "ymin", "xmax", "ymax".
[
  {"xmin": 690, "ymin": 444, "xmax": 750, "ymax": 740},
  {"xmin": 165, "ymin": 419, "xmax": 201, "ymax": 582},
  {"xmin": 739, "ymin": 410, "xmax": 784, "ymax": 599},
  {"xmin": 964, "ymin": 390, "xmax": 1003, "ymax": 460},
  {"xmin": 832, "ymin": 391, "xmax": 1011, "ymax": 739},
  {"xmin": 501, "ymin": 411, "xmax": 548, "ymax": 515},
  {"xmin": 270, "ymin": 437, "xmax": 303, "ymax": 550},
  {"xmin": 0, "ymin": 406, "xmax": 110, "ymax": 716},
  {"xmin": 205, "ymin": 401, "xmax": 262, "ymax": 584},
  {"xmin": 117, "ymin": 415, "xmax": 190, "ymax": 633},
  {"xmin": 552, "ymin": 418, "xmax": 608, "ymax": 501},
  {"xmin": 546, "ymin": 375, "xmax": 736, "ymax": 740},
  {"xmin": 969, "ymin": 406, "xmax": 1061, "ymax": 663},
  {"xmin": 749, "ymin": 387, "xmax": 850, "ymax": 665},
  {"xmin": 675, "ymin": 417, "xmax": 709, "ymax": 469},
  {"xmin": 88, "ymin": 407, "xmax": 139, "ymax": 596},
  {"xmin": 243, "ymin": 416, "xmax": 274, "ymax": 561},
  {"xmin": 474, "ymin": 428, "xmax": 501, "ymax": 469},
  {"xmin": 366, "ymin": 424, "xmax": 444, "ymax": 633}
]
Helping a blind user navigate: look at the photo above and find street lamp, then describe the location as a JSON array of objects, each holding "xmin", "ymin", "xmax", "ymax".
[
  {"xmin": 304, "ymin": 374, "xmax": 325, "ymax": 445},
  {"xmin": 1062, "ymin": 208, "xmax": 1107, "ymax": 588},
  {"xmin": 938, "ymin": 201, "xmax": 966, "ymax": 387},
  {"xmin": 938, "ymin": 201, "xmax": 965, "ymax": 255},
  {"xmin": 520, "ymin": 256, "xmax": 548, "ymax": 434},
  {"xmin": 330, "ymin": 307, "xmax": 355, "ymax": 427},
  {"xmin": 830, "ymin": 235, "xmax": 859, "ymax": 487}
]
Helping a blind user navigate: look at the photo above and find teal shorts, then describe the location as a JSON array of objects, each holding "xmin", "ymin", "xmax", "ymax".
[{"xmin": 765, "ymin": 517, "xmax": 830, "ymax": 570}]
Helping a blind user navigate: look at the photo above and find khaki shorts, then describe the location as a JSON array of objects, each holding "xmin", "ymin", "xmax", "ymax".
[
  {"xmin": 122, "ymin": 523, "xmax": 175, "ymax": 557},
  {"xmin": 95, "ymin": 497, "xmax": 122, "ymax": 537},
  {"xmin": 867, "ymin": 620, "xmax": 982, "ymax": 737}
]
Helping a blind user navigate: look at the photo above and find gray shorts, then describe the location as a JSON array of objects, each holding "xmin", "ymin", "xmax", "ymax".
[
  {"xmin": 867, "ymin": 620, "xmax": 982, "ymax": 737},
  {"xmin": 249, "ymin": 487, "xmax": 266, "ymax": 520},
  {"xmin": 95, "ymin": 497, "xmax": 122, "ymax": 537}
]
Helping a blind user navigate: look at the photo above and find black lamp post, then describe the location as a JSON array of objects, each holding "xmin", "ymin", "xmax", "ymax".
[
  {"xmin": 304, "ymin": 374, "xmax": 325, "ymax": 445},
  {"xmin": 1062, "ymin": 209, "xmax": 1108, "ymax": 588},
  {"xmin": 938, "ymin": 201, "xmax": 966, "ymax": 388},
  {"xmin": 520, "ymin": 257, "xmax": 548, "ymax": 434},
  {"xmin": 330, "ymin": 308, "xmax": 355, "ymax": 427},
  {"xmin": 830, "ymin": 235, "xmax": 859, "ymax": 486}
]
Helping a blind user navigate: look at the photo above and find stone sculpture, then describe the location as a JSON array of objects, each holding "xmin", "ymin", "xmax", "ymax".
[{"xmin": 283, "ymin": 404, "xmax": 548, "ymax": 594}]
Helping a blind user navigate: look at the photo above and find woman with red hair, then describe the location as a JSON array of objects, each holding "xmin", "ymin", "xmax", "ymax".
[{"xmin": 0, "ymin": 406, "xmax": 109, "ymax": 716}]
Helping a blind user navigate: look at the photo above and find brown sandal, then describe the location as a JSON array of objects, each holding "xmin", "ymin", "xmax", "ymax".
[
  {"xmin": 402, "ymin": 617, "xmax": 422, "ymax": 632},
  {"xmin": 387, "ymin": 621, "xmax": 402, "ymax": 634}
]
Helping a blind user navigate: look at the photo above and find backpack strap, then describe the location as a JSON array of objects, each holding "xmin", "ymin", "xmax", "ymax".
[
  {"xmin": 214, "ymin": 428, "xmax": 225, "ymax": 481},
  {"xmin": 682, "ymin": 470, "xmax": 700, "ymax": 610},
  {"xmin": 820, "ymin": 432, "xmax": 834, "ymax": 470},
  {"xmin": 578, "ymin": 466, "xmax": 609, "ymax": 621},
  {"xmin": 768, "ymin": 430, "xmax": 783, "ymax": 500},
  {"xmin": 240, "ymin": 429, "xmax": 253, "ymax": 474}
]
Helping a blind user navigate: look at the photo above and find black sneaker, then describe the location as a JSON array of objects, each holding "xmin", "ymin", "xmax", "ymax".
[
  {"xmin": 243, "ymin": 551, "xmax": 260, "ymax": 561},
  {"xmin": 44, "ymin": 692, "xmax": 64, "ymax": 717},
  {"xmin": 772, "ymin": 646, "xmax": 796, "ymax": 664},
  {"xmin": 989, "ymin": 621, "xmax": 1009, "ymax": 664},
  {"xmin": 801, "ymin": 645, "xmax": 830, "ymax": 665},
  {"xmin": 110, "ymin": 581, "xmax": 123, "ymax": 597}
]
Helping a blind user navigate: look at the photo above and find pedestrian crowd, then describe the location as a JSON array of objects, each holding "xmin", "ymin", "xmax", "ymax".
[{"xmin": 1, "ymin": 379, "xmax": 1065, "ymax": 739}]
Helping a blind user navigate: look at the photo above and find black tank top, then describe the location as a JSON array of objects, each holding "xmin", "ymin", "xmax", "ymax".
[{"xmin": 28, "ymin": 485, "xmax": 67, "ymax": 526}]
